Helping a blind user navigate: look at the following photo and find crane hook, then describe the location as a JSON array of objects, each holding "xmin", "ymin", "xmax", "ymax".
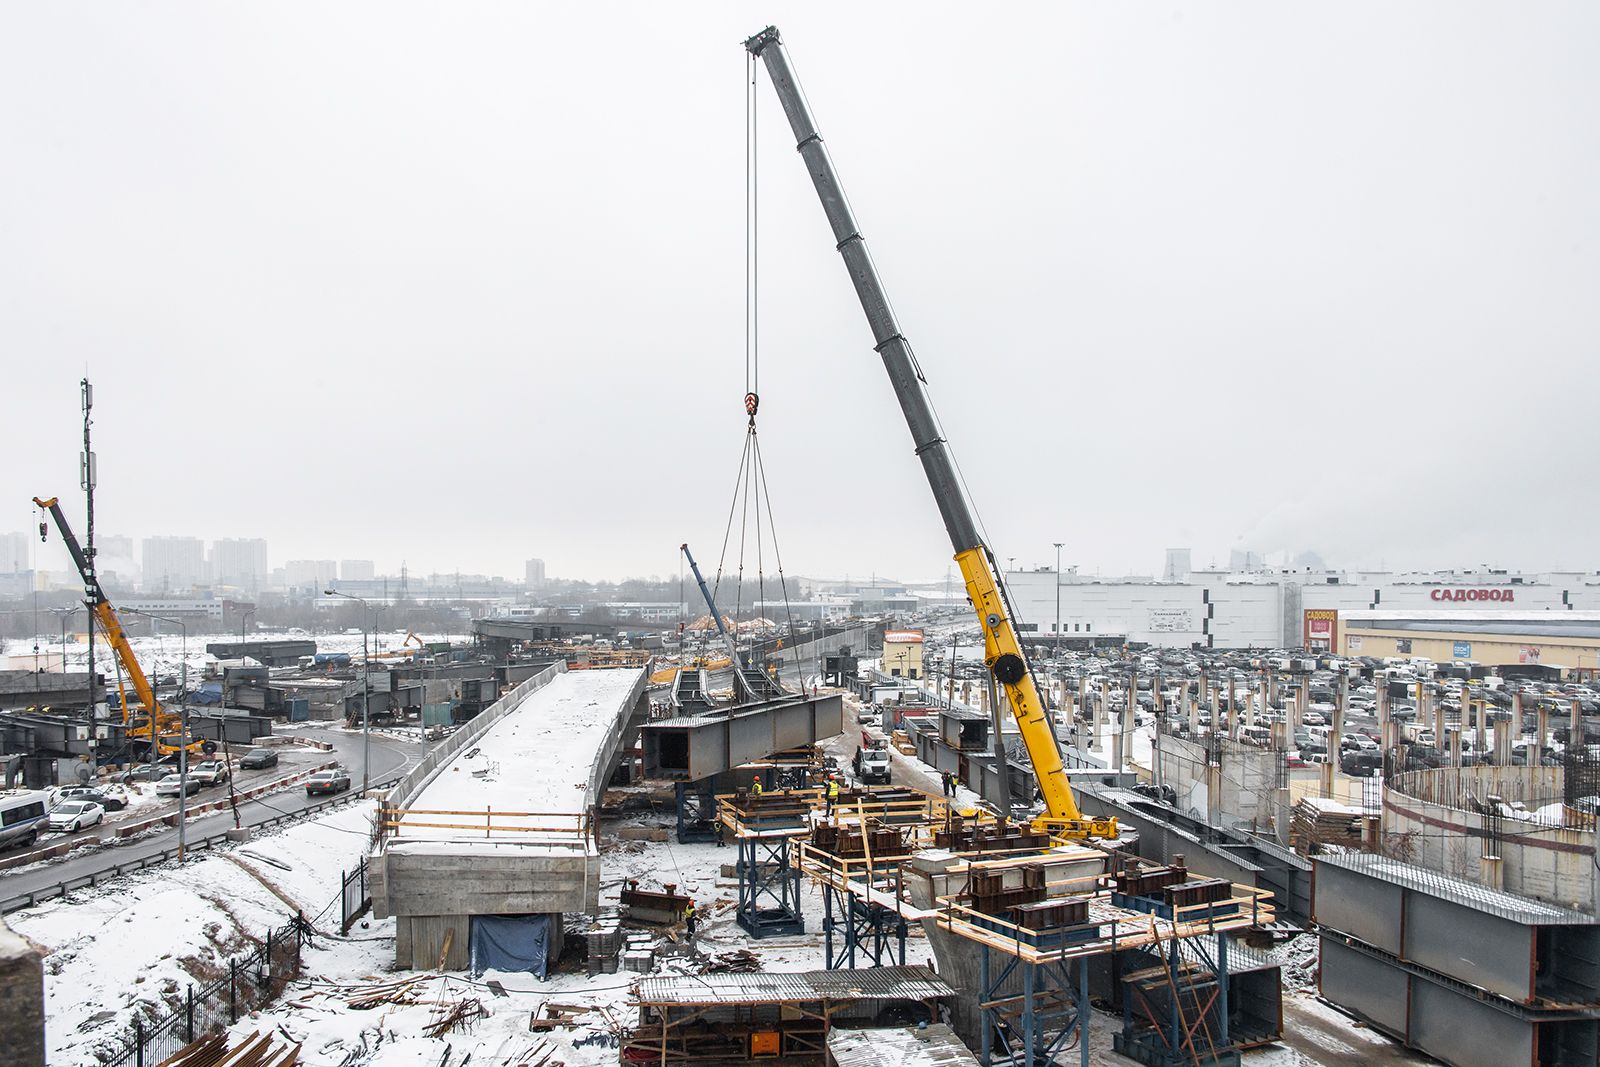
[{"xmin": 744, "ymin": 391, "xmax": 760, "ymax": 428}]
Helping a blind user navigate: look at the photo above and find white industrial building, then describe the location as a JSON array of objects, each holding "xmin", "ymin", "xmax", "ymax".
[{"xmin": 1002, "ymin": 566, "xmax": 1600, "ymax": 650}]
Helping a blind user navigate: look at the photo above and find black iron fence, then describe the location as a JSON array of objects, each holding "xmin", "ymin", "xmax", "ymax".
[
  {"xmin": 100, "ymin": 913, "xmax": 312, "ymax": 1067},
  {"xmin": 339, "ymin": 857, "xmax": 370, "ymax": 934}
]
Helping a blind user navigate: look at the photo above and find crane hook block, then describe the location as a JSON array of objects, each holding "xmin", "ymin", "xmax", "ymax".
[
  {"xmin": 745, "ymin": 392, "xmax": 760, "ymax": 417},
  {"xmin": 993, "ymin": 653, "xmax": 1026, "ymax": 685}
]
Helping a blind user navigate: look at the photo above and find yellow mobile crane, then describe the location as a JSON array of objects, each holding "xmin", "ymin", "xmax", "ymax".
[
  {"xmin": 33, "ymin": 496, "xmax": 206, "ymax": 757},
  {"xmin": 745, "ymin": 28, "xmax": 1115, "ymax": 839}
]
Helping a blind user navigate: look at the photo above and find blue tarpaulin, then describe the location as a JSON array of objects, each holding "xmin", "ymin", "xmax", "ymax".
[{"xmin": 469, "ymin": 915, "xmax": 552, "ymax": 978}]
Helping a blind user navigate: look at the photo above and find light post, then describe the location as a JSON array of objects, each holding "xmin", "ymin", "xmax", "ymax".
[
  {"xmin": 325, "ymin": 589, "xmax": 371, "ymax": 791},
  {"xmin": 126, "ymin": 608, "xmax": 189, "ymax": 862},
  {"xmin": 240, "ymin": 608, "xmax": 255, "ymax": 657},
  {"xmin": 1052, "ymin": 542, "xmax": 1064, "ymax": 656}
]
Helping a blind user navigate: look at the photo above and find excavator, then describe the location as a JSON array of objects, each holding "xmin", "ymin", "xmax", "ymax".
[
  {"xmin": 744, "ymin": 28, "xmax": 1115, "ymax": 839},
  {"xmin": 33, "ymin": 496, "xmax": 208, "ymax": 758}
]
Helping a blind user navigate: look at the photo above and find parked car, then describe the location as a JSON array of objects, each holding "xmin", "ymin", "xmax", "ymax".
[
  {"xmin": 49, "ymin": 800, "xmax": 104, "ymax": 833},
  {"xmin": 1341, "ymin": 751, "xmax": 1383, "ymax": 777},
  {"xmin": 190, "ymin": 761, "xmax": 230, "ymax": 787},
  {"xmin": 120, "ymin": 763, "xmax": 172, "ymax": 784},
  {"xmin": 156, "ymin": 774, "xmax": 201, "ymax": 798},
  {"xmin": 55, "ymin": 786, "xmax": 127, "ymax": 811},
  {"xmin": 238, "ymin": 747, "xmax": 279, "ymax": 770},
  {"xmin": 305, "ymin": 769, "xmax": 352, "ymax": 796}
]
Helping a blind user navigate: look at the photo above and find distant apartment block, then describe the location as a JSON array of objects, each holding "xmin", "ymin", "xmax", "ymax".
[
  {"xmin": 211, "ymin": 538, "xmax": 269, "ymax": 589},
  {"xmin": 341, "ymin": 559, "xmax": 375, "ymax": 581},
  {"xmin": 284, "ymin": 560, "xmax": 338, "ymax": 590},
  {"xmin": 141, "ymin": 536, "xmax": 206, "ymax": 592}
]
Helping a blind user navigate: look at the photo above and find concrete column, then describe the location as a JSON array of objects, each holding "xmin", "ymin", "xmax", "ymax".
[
  {"xmin": 1481, "ymin": 854, "xmax": 1505, "ymax": 892},
  {"xmin": 1186, "ymin": 681, "xmax": 1198, "ymax": 734},
  {"xmin": 1250, "ymin": 677, "xmax": 1264, "ymax": 734},
  {"xmin": 1475, "ymin": 697, "xmax": 1487, "ymax": 756},
  {"xmin": 1493, "ymin": 716, "xmax": 1513, "ymax": 765},
  {"xmin": 1287, "ymin": 692, "xmax": 1301, "ymax": 736},
  {"xmin": 1572, "ymin": 698, "xmax": 1584, "ymax": 752},
  {"xmin": 1377, "ymin": 671, "xmax": 1390, "ymax": 736},
  {"xmin": 1329, "ymin": 680, "xmax": 1346, "ymax": 795},
  {"xmin": 1449, "ymin": 724, "xmax": 1462, "ymax": 766},
  {"xmin": 1268, "ymin": 670, "xmax": 1280, "ymax": 706},
  {"xmin": 1121, "ymin": 703, "xmax": 1134, "ymax": 769},
  {"xmin": 1433, "ymin": 687, "xmax": 1446, "ymax": 752},
  {"xmin": 1536, "ymin": 701, "xmax": 1549, "ymax": 761}
]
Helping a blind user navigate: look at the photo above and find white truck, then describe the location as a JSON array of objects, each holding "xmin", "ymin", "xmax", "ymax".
[{"xmin": 854, "ymin": 730, "xmax": 892, "ymax": 785}]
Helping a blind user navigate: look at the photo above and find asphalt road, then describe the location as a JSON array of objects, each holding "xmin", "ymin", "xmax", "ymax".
[{"xmin": 0, "ymin": 728, "xmax": 427, "ymax": 906}]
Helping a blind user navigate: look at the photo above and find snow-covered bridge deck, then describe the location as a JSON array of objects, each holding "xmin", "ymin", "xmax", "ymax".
[{"xmin": 370, "ymin": 665, "xmax": 647, "ymax": 969}]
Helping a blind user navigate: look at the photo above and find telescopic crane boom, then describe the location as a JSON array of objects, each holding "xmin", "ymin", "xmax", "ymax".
[
  {"xmin": 744, "ymin": 27, "xmax": 1114, "ymax": 838},
  {"xmin": 33, "ymin": 495, "xmax": 194, "ymax": 755}
]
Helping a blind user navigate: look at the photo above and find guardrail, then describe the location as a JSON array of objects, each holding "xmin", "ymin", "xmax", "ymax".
[
  {"xmin": 0, "ymin": 774, "xmax": 402, "ymax": 916},
  {"xmin": 382, "ymin": 661, "xmax": 565, "ymax": 812},
  {"xmin": 381, "ymin": 805, "xmax": 593, "ymax": 848}
]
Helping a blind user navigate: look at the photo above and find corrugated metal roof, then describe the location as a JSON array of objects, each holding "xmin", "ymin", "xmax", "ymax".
[
  {"xmin": 828, "ymin": 1025, "xmax": 979, "ymax": 1067},
  {"xmin": 635, "ymin": 964, "xmax": 956, "ymax": 1006},
  {"xmin": 1317, "ymin": 853, "xmax": 1599, "ymax": 926}
]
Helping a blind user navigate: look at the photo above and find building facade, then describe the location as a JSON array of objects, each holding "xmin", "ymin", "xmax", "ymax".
[
  {"xmin": 141, "ymin": 536, "xmax": 207, "ymax": 592},
  {"xmin": 882, "ymin": 629, "xmax": 924, "ymax": 679},
  {"xmin": 1003, "ymin": 568, "xmax": 1600, "ymax": 651},
  {"xmin": 210, "ymin": 538, "xmax": 269, "ymax": 590}
]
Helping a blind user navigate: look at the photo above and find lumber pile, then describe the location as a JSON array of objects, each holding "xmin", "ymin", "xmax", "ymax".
[
  {"xmin": 1289, "ymin": 797, "xmax": 1367, "ymax": 855},
  {"xmin": 157, "ymin": 1030, "xmax": 300, "ymax": 1067}
]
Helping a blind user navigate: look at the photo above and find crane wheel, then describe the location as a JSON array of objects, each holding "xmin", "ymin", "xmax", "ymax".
[{"xmin": 992, "ymin": 654, "xmax": 1026, "ymax": 685}]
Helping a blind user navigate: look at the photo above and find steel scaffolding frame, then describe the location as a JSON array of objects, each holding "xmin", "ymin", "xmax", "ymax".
[
  {"xmin": 979, "ymin": 947, "xmax": 1091, "ymax": 1067},
  {"xmin": 822, "ymin": 882, "xmax": 908, "ymax": 969},
  {"xmin": 735, "ymin": 831, "xmax": 806, "ymax": 938}
]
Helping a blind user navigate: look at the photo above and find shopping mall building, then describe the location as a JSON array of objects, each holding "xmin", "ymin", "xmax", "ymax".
[{"xmin": 1002, "ymin": 566, "xmax": 1600, "ymax": 667}]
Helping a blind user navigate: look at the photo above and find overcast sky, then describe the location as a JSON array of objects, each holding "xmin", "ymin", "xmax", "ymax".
[{"xmin": 4, "ymin": 3, "xmax": 1596, "ymax": 584}]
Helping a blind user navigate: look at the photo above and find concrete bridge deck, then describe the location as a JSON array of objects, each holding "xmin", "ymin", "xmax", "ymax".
[{"xmin": 370, "ymin": 664, "xmax": 648, "ymax": 969}]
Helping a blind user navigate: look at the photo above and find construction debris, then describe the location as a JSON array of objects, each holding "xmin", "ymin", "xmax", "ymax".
[
  {"xmin": 156, "ymin": 1030, "xmax": 301, "ymax": 1067},
  {"xmin": 423, "ymin": 996, "xmax": 487, "ymax": 1039}
]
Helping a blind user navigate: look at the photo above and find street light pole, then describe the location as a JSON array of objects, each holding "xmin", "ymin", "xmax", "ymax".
[
  {"xmin": 127, "ymin": 608, "xmax": 189, "ymax": 862},
  {"xmin": 1052, "ymin": 543, "xmax": 1064, "ymax": 656},
  {"xmin": 326, "ymin": 590, "xmax": 371, "ymax": 791},
  {"xmin": 240, "ymin": 608, "xmax": 255, "ymax": 656}
]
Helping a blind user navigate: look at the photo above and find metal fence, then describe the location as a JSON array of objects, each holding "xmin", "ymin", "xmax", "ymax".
[
  {"xmin": 100, "ymin": 913, "xmax": 312, "ymax": 1067},
  {"xmin": 339, "ymin": 857, "xmax": 370, "ymax": 935}
]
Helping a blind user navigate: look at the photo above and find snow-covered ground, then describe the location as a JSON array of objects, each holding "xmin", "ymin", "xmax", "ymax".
[
  {"xmin": 6, "ymin": 675, "xmax": 1429, "ymax": 1067},
  {"xmin": 10, "ymin": 801, "xmax": 380, "ymax": 1065}
]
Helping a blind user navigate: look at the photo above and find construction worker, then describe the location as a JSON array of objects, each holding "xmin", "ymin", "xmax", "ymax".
[
  {"xmin": 941, "ymin": 768, "xmax": 955, "ymax": 798},
  {"xmin": 684, "ymin": 899, "xmax": 698, "ymax": 938},
  {"xmin": 751, "ymin": 776, "xmax": 764, "ymax": 796},
  {"xmin": 826, "ymin": 775, "xmax": 840, "ymax": 815}
]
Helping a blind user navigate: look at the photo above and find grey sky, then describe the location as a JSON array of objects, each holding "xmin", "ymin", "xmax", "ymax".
[{"xmin": 4, "ymin": 3, "xmax": 1596, "ymax": 583}]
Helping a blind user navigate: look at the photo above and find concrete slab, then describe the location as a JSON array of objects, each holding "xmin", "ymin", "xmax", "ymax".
[{"xmin": 370, "ymin": 666, "xmax": 646, "ymax": 968}]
